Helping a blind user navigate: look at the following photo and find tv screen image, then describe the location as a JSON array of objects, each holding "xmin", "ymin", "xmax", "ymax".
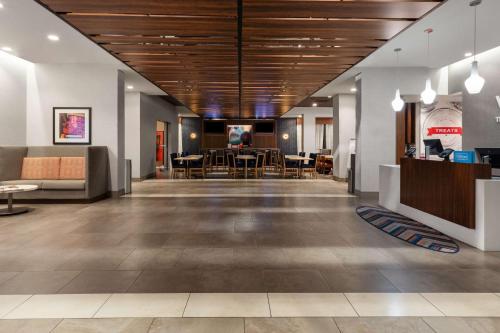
[
  {"xmin": 204, "ymin": 121, "xmax": 225, "ymax": 133},
  {"xmin": 255, "ymin": 122, "xmax": 274, "ymax": 133},
  {"xmin": 228, "ymin": 125, "xmax": 252, "ymax": 146}
]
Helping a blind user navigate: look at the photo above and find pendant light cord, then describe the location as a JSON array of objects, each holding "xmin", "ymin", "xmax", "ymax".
[
  {"xmin": 427, "ymin": 32, "xmax": 430, "ymax": 67},
  {"xmin": 473, "ymin": 5, "xmax": 477, "ymax": 61}
]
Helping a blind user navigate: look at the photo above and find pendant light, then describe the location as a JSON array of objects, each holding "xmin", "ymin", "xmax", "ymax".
[
  {"xmin": 420, "ymin": 28, "xmax": 437, "ymax": 105},
  {"xmin": 391, "ymin": 48, "xmax": 405, "ymax": 112},
  {"xmin": 465, "ymin": 0, "xmax": 485, "ymax": 94}
]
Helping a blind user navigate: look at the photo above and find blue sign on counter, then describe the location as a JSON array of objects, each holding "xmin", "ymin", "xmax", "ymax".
[{"xmin": 454, "ymin": 151, "xmax": 475, "ymax": 164}]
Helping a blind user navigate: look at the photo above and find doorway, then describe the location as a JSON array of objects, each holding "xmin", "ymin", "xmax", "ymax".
[{"xmin": 156, "ymin": 121, "xmax": 168, "ymax": 178}]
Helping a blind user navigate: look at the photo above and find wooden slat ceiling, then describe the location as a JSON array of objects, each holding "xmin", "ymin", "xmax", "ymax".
[{"xmin": 37, "ymin": 0, "xmax": 443, "ymax": 118}]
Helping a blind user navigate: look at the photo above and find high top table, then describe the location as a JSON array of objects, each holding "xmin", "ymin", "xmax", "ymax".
[
  {"xmin": 236, "ymin": 155, "xmax": 256, "ymax": 179},
  {"xmin": 0, "ymin": 185, "xmax": 38, "ymax": 216}
]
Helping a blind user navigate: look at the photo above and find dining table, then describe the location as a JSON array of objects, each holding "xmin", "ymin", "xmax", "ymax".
[
  {"xmin": 236, "ymin": 155, "xmax": 256, "ymax": 179},
  {"xmin": 175, "ymin": 155, "xmax": 203, "ymax": 178},
  {"xmin": 285, "ymin": 155, "xmax": 313, "ymax": 178}
]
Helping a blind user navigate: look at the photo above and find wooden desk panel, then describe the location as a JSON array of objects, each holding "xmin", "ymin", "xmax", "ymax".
[{"xmin": 400, "ymin": 158, "xmax": 491, "ymax": 229}]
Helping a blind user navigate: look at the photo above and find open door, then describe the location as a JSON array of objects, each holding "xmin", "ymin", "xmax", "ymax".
[{"xmin": 156, "ymin": 121, "xmax": 168, "ymax": 174}]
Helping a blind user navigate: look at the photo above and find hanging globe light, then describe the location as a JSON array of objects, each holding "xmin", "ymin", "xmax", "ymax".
[
  {"xmin": 465, "ymin": 0, "xmax": 485, "ymax": 94},
  {"xmin": 420, "ymin": 28, "xmax": 436, "ymax": 105}
]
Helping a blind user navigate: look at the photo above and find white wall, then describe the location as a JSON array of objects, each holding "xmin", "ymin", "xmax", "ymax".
[
  {"xmin": 26, "ymin": 63, "xmax": 125, "ymax": 192},
  {"xmin": 283, "ymin": 106, "xmax": 333, "ymax": 154},
  {"xmin": 333, "ymin": 94, "xmax": 356, "ymax": 180},
  {"xmin": 356, "ymin": 67, "xmax": 433, "ymax": 193},
  {"xmin": 0, "ymin": 52, "xmax": 29, "ymax": 145},
  {"xmin": 125, "ymin": 92, "xmax": 179, "ymax": 178}
]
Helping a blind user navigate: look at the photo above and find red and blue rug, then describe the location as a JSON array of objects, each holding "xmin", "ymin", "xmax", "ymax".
[{"xmin": 356, "ymin": 206, "xmax": 459, "ymax": 253}]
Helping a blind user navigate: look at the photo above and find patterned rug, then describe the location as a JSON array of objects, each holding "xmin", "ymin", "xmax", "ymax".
[{"xmin": 356, "ymin": 206, "xmax": 459, "ymax": 253}]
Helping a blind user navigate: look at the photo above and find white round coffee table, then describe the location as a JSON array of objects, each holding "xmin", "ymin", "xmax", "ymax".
[{"xmin": 0, "ymin": 185, "xmax": 38, "ymax": 216}]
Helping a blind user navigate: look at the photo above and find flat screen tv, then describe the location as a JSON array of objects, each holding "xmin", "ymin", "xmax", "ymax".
[
  {"xmin": 255, "ymin": 122, "xmax": 274, "ymax": 133},
  {"xmin": 204, "ymin": 121, "xmax": 225, "ymax": 134}
]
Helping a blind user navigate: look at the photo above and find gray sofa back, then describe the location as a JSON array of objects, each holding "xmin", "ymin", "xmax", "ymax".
[
  {"xmin": 0, "ymin": 147, "xmax": 28, "ymax": 181},
  {"xmin": 0, "ymin": 146, "xmax": 110, "ymax": 200},
  {"xmin": 27, "ymin": 146, "xmax": 87, "ymax": 157}
]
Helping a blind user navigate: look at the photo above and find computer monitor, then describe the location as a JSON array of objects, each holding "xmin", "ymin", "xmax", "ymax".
[
  {"xmin": 423, "ymin": 139, "xmax": 444, "ymax": 155},
  {"xmin": 475, "ymin": 148, "xmax": 500, "ymax": 169}
]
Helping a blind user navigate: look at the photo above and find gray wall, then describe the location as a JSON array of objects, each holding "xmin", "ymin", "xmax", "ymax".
[
  {"xmin": 277, "ymin": 118, "xmax": 297, "ymax": 155},
  {"xmin": 448, "ymin": 48, "xmax": 500, "ymax": 150},
  {"xmin": 125, "ymin": 93, "xmax": 180, "ymax": 179},
  {"xmin": 182, "ymin": 117, "xmax": 202, "ymax": 154},
  {"xmin": 0, "ymin": 52, "xmax": 28, "ymax": 145},
  {"xmin": 140, "ymin": 94, "xmax": 179, "ymax": 177}
]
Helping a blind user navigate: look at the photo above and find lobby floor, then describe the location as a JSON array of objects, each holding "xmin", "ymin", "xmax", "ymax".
[
  {"xmin": 3, "ymin": 316, "xmax": 500, "ymax": 333},
  {"xmin": 1, "ymin": 179, "xmax": 500, "ymax": 294}
]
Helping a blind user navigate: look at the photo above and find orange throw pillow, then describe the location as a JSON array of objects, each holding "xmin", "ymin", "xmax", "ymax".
[
  {"xmin": 21, "ymin": 157, "xmax": 61, "ymax": 180},
  {"xmin": 59, "ymin": 157, "xmax": 85, "ymax": 180}
]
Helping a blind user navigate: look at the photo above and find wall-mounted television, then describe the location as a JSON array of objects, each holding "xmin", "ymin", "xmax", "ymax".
[
  {"xmin": 204, "ymin": 121, "xmax": 225, "ymax": 134},
  {"xmin": 255, "ymin": 122, "xmax": 274, "ymax": 133}
]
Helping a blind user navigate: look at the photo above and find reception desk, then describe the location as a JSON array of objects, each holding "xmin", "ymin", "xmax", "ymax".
[{"xmin": 380, "ymin": 160, "xmax": 500, "ymax": 251}]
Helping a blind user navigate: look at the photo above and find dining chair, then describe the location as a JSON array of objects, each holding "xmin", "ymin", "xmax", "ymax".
[
  {"xmin": 302, "ymin": 153, "xmax": 318, "ymax": 179},
  {"xmin": 227, "ymin": 153, "xmax": 241, "ymax": 179},
  {"xmin": 170, "ymin": 153, "xmax": 186, "ymax": 179},
  {"xmin": 189, "ymin": 154, "xmax": 207, "ymax": 179},
  {"xmin": 281, "ymin": 154, "xmax": 299, "ymax": 178}
]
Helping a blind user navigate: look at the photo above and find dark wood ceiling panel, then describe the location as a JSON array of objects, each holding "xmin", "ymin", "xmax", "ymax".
[
  {"xmin": 63, "ymin": 15, "xmax": 236, "ymax": 36},
  {"xmin": 37, "ymin": 0, "xmax": 443, "ymax": 118},
  {"xmin": 38, "ymin": 0, "xmax": 236, "ymax": 16},
  {"xmin": 244, "ymin": 1, "xmax": 440, "ymax": 20}
]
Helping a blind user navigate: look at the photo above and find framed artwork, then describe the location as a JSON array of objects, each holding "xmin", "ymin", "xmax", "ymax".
[{"xmin": 53, "ymin": 107, "xmax": 91, "ymax": 145}]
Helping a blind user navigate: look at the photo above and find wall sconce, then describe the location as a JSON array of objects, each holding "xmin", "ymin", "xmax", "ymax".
[
  {"xmin": 282, "ymin": 133, "xmax": 289, "ymax": 140},
  {"xmin": 190, "ymin": 132, "xmax": 197, "ymax": 140}
]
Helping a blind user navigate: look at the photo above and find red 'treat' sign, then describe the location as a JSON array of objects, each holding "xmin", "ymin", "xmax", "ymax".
[{"xmin": 427, "ymin": 127, "xmax": 462, "ymax": 136}]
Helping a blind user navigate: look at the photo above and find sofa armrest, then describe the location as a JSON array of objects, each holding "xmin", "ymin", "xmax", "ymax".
[
  {"xmin": 0, "ymin": 147, "xmax": 28, "ymax": 181},
  {"xmin": 85, "ymin": 146, "xmax": 109, "ymax": 199}
]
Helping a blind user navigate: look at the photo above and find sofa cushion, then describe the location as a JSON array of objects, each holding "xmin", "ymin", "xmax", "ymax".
[
  {"xmin": 21, "ymin": 157, "xmax": 60, "ymax": 180},
  {"xmin": 41, "ymin": 180, "xmax": 86, "ymax": 190},
  {"xmin": 59, "ymin": 157, "xmax": 85, "ymax": 180},
  {"xmin": 0, "ymin": 180, "xmax": 43, "ymax": 188}
]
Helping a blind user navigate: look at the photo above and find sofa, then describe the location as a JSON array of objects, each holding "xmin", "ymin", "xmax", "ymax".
[{"xmin": 0, "ymin": 146, "xmax": 109, "ymax": 201}]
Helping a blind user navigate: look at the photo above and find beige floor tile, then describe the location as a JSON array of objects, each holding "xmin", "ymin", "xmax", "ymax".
[
  {"xmin": 149, "ymin": 318, "xmax": 244, "ymax": 333},
  {"xmin": 0, "ymin": 319, "xmax": 61, "ymax": 333},
  {"xmin": 4, "ymin": 294, "xmax": 110, "ymax": 319},
  {"xmin": 335, "ymin": 317, "xmax": 435, "ymax": 333},
  {"xmin": 268, "ymin": 293, "xmax": 357, "ymax": 317},
  {"xmin": 345, "ymin": 293, "xmax": 443, "ymax": 317},
  {"xmin": 94, "ymin": 293, "xmax": 189, "ymax": 318},
  {"xmin": 245, "ymin": 317, "xmax": 339, "ymax": 333},
  {"xmin": 51, "ymin": 318, "xmax": 153, "ymax": 333},
  {"xmin": 422, "ymin": 293, "xmax": 500, "ymax": 317},
  {"xmin": 183, "ymin": 293, "xmax": 270, "ymax": 317},
  {"xmin": 424, "ymin": 317, "xmax": 500, "ymax": 333},
  {"xmin": 0, "ymin": 295, "xmax": 31, "ymax": 318}
]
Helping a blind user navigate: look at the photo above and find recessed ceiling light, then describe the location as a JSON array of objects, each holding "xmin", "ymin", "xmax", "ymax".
[
  {"xmin": 312, "ymin": 102, "xmax": 318, "ymax": 107},
  {"xmin": 47, "ymin": 34, "xmax": 60, "ymax": 42},
  {"xmin": 127, "ymin": 85, "xmax": 134, "ymax": 90},
  {"xmin": 0, "ymin": 3, "xmax": 4, "ymax": 9},
  {"xmin": 327, "ymin": 95, "xmax": 332, "ymax": 99},
  {"xmin": 1, "ymin": 46, "xmax": 12, "ymax": 52},
  {"xmin": 464, "ymin": 52, "xmax": 473, "ymax": 57},
  {"xmin": 350, "ymin": 87, "xmax": 357, "ymax": 92}
]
